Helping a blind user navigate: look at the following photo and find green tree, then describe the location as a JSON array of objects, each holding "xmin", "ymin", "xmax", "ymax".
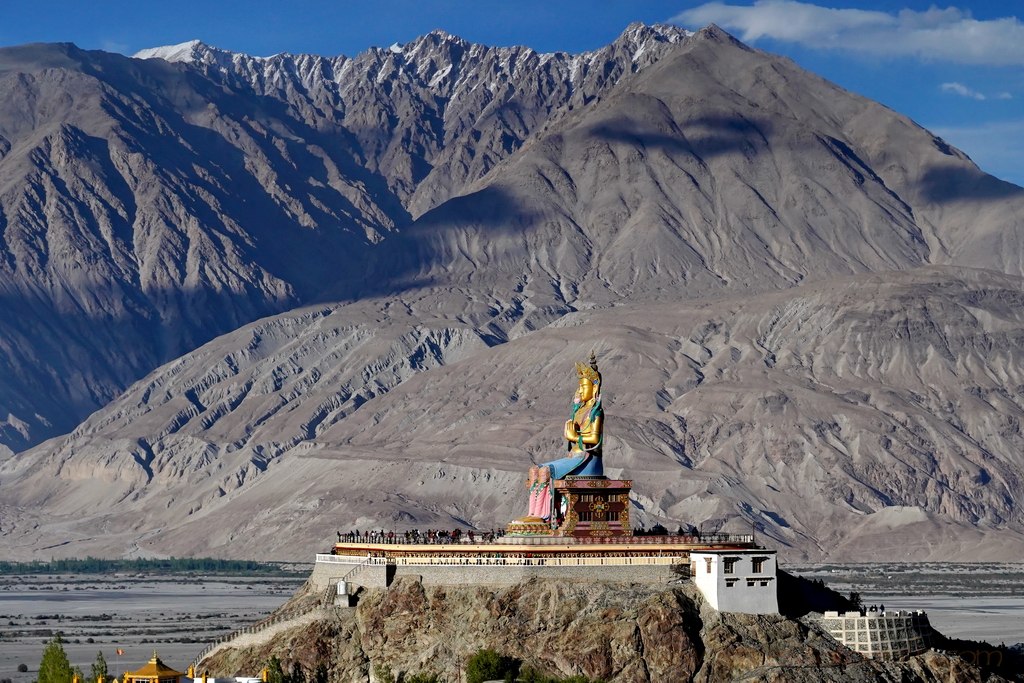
[
  {"xmin": 38, "ymin": 635, "xmax": 73, "ymax": 683},
  {"xmin": 465, "ymin": 649, "xmax": 519, "ymax": 683},
  {"xmin": 90, "ymin": 652, "xmax": 108, "ymax": 683},
  {"xmin": 265, "ymin": 657, "xmax": 285, "ymax": 683},
  {"xmin": 518, "ymin": 668, "xmax": 553, "ymax": 683}
]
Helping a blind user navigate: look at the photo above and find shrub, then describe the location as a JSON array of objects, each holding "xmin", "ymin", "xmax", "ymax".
[
  {"xmin": 17, "ymin": 665, "xmax": 28, "ymax": 673},
  {"xmin": 465, "ymin": 649, "xmax": 520, "ymax": 683},
  {"xmin": 403, "ymin": 674, "xmax": 440, "ymax": 683},
  {"xmin": 518, "ymin": 668, "xmax": 603, "ymax": 683},
  {"xmin": 372, "ymin": 664, "xmax": 394, "ymax": 683}
]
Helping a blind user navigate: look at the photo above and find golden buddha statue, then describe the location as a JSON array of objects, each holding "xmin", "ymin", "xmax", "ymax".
[
  {"xmin": 508, "ymin": 352, "xmax": 607, "ymax": 534},
  {"xmin": 542, "ymin": 351, "xmax": 604, "ymax": 478}
]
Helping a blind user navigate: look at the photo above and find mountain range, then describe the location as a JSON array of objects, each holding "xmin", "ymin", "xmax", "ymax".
[{"xmin": 1, "ymin": 24, "xmax": 1023, "ymax": 561}]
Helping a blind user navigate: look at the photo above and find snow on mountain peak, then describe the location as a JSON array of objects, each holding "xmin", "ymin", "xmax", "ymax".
[{"xmin": 133, "ymin": 39, "xmax": 208, "ymax": 63}]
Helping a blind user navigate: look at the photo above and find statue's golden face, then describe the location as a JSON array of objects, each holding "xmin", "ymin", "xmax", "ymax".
[{"xmin": 578, "ymin": 377, "xmax": 596, "ymax": 402}]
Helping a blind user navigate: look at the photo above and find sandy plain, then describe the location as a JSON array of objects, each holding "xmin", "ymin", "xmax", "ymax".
[{"xmin": 0, "ymin": 573, "xmax": 304, "ymax": 683}]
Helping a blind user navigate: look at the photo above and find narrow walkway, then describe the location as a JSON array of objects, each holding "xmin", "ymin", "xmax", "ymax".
[{"xmin": 191, "ymin": 584, "xmax": 337, "ymax": 670}]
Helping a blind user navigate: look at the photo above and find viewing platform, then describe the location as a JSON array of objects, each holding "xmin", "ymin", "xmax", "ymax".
[
  {"xmin": 329, "ymin": 532, "xmax": 756, "ymax": 558},
  {"xmin": 310, "ymin": 532, "xmax": 763, "ymax": 592}
]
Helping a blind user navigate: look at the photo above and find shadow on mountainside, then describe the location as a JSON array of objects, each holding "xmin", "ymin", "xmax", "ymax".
[
  {"xmin": 590, "ymin": 113, "xmax": 773, "ymax": 162},
  {"xmin": 919, "ymin": 165, "xmax": 1024, "ymax": 204},
  {"xmin": 330, "ymin": 183, "xmax": 546, "ymax": 302}
]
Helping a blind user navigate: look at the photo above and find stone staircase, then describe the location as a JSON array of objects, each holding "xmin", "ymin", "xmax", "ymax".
[{"xmin": 189, "ymin": 582, "xmax": 339, "ymax": 670}]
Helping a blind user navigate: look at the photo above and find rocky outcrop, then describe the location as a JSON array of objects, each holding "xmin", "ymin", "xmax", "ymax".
[{"xmin": 200, "ymin": 578, "xmax": 1010, "ymax": 682}]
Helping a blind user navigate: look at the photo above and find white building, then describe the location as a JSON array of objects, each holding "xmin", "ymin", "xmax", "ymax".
[{"xmin": 690, "ymin": 548, "xmax": 778, "ymax": 614}]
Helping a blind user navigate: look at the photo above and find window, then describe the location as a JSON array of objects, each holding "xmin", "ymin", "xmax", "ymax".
[
  {"xmin": 747, "ymin": 580, "xmax": 755, "ymax": 587},
  {"xmin": 723, "ymin": 557, "xmax": 739, "ymax": 574},
  {"xmin": 725, "ymin": 579, "xmax": 737, "ymax": 588},
  {"xmin": 751, "ymin": 556, "xmax": 768, "ymax": 573},
  {"xmin": 705, "ymin": 557, "xmax": 713, "ymax": 574}
]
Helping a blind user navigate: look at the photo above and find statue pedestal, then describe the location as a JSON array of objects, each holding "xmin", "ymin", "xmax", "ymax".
[
  {"xmin": 505, "ymin": 516, "xmax": 550, "ymax": 536},
  {"xmin": 551, "ymin": 477, "xmax": 632, "ymax": 538}
]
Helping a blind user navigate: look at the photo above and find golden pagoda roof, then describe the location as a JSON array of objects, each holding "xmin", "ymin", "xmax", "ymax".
[{"xmin": 127, "ymin": 653, "xmax": 184, "ymax": 679}]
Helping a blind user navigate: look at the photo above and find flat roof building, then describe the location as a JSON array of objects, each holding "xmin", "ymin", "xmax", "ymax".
[{"xmin": 690, "ymin": 548, "xmax": 778, "ymax": 614}]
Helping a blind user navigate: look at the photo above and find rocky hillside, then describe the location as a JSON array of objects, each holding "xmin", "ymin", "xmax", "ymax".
[
  {"xmin": 0, "ymin": 25, "xmax": 689, "ymax": 451},
  {"xmin": 201, "ymin": 577, "xmax": 1014, "ymax": 682},
  {"xmin": 4, "ymin": 267, "xmax": 1024, "ymax": 562}
]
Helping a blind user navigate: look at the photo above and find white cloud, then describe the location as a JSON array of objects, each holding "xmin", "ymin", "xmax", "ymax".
[
  {"xmin": 673, "ymin": 1, "xmax": 1024, "ymax": 65},
  {"xmin": 996, "ymin": 92, "xmax": 1014, "ymax": 100},
  {"xmin": 941, "ymin": 82, "xmax": 986, "ymax": 100}
]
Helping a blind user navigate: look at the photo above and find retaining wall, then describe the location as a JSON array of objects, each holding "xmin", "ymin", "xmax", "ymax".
[
  {"xmin": 820, "ymin": 610, "xmax": 933, "ymax": 660},
  {"xmin": 310, "ymin": 559, "xmax": 388, "ymax": 589},
  {"xmin": 311, "ymin": 557, "xmax": 675, "ymax": 590}
]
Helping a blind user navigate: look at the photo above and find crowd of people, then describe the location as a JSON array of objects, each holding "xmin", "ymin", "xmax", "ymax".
[
  {"xmin": 333, "ymin": 525, "xmax": 739, "ymax": 545},
  {"xmin": 336, "ymin": 528, "xmax": 508, "ymax": 544}
]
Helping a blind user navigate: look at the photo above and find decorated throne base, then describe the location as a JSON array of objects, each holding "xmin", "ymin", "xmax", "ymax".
[{"xmin": 507, "ymin": 476, "xmax": 634, "ymax": 538}]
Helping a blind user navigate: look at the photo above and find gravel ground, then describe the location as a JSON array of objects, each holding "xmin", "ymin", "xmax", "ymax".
[{"xmin": 0, "ymin": 573, "xmax": 304, "ymax": 683}]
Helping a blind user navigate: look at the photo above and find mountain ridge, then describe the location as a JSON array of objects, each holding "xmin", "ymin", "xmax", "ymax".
[
  {"xmin": 0, "ymin": 23, "xmax": 693, "ymax": 451},
  {"xmin": 1, "ymin": 25, "xmax": 1024, "ymax": 562}
]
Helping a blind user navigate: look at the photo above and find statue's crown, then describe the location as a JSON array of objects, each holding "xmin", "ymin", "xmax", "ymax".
[{"xmin": 575, "ymin": 352, "xmax": 601, "ymax": 383}]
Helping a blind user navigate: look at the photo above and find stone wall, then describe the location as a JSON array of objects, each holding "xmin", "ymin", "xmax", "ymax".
[
  {"xmin": 310, "ymin": 558, "xmax": 388, "ymax": 589},
  {"xmin": 820, "ymin": 610, "xmax": 933, "ymax": 660},
  {"xmin": 311, "ymin": 557, "xmax": 675, "ymax": 590}
]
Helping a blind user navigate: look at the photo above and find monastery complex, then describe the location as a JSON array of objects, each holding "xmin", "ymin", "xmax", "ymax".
[{"xmin": 185, "ymin": 354, "xmax": 933, "ymax": 671}]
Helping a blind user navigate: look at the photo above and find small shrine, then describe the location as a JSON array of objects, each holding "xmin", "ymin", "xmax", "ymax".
[
  {"xmin": 122, "ymin": 653, "xmax": 184, "ymax": 683},
  {"xmin": 507, "ymin": 352, "xmax": 633, "ymax": 538}
]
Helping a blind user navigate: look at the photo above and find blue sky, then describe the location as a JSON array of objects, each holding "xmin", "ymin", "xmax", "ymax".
[{"xmin": 1, "ymin": 1, "xmax": 1021, "ymax": 185}]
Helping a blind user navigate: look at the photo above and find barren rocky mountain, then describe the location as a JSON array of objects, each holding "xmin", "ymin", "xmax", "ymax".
[
  {"xmin": 2, "ymin": 25, "xmax": 1024, "ymax": 562},
  {"xmin": 3, "ymin": 267, "xmax": 1024, "ymax": 562},
  {"xmin": 0, "ymin": 24, "xmax": 689, "ymax": 451}
]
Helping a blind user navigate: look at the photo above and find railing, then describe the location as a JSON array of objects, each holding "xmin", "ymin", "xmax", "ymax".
[
  {"xmin": 339, "ymin": 555, "xmax": 374, "ymax": 582},
  {"xmin": 189, "ymin": 580, "xmax": 339, "ymax": 671},
  {"xmin": 328, "ymin": 533, "xmax": 755, "ymax": 547},
  {"xmin": 318, "ymin": 554, "xmax": 685, "ymax": 567}
]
